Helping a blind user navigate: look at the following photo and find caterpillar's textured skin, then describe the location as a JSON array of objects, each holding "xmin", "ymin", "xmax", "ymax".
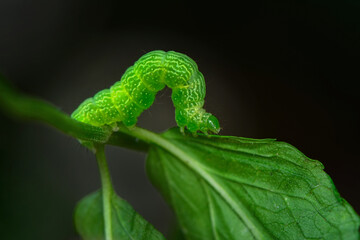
[{"xmin": 71, "ymin": 50, "xmax": 220, "ymax": 134}]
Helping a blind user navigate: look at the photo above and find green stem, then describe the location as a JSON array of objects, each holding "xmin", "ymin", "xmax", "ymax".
[
  {"xmin": 0, "ymin": 76, "xmax": 149, "ymax": 152},
  {"xmin": 95, "ymin": 144, "xmax": 113, "ymax": 240},
  {"xmin": 118, "ymin": 126, "xmax": 173, "ymax": 151}
]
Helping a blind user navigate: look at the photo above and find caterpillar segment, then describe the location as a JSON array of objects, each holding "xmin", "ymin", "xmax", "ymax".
[{"xmin": 71, "ymin": 50, "xmax": 220, "ymax": 135}]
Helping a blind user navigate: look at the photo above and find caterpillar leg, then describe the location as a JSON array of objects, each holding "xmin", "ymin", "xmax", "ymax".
[
  {"xmin": 200, "ymin": 130, "xmax": 210, "ymax": 137},
  {"xmin": 191, "ymin": 131, "xmax": 198, "ymax": 137},
  {"xmin": 179, "ymin": 126, "xmax": 185, "ymax": 135},
  {"xmin": 109, "ymin": 122, "xmax": 119, "ymax": 132},
  {"xmin": 175, "ymin": 108, "xmax": 220, "ymax": 135}
]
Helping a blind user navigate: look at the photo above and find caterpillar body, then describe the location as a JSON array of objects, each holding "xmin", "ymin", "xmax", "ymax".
[{"xmin": 71, "ymin": 50, "xmax": 220, "ymax": 134}]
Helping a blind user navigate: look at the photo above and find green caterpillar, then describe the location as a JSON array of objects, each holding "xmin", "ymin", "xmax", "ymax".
[{"xmin": 71, "ymin": 50, "xmax": 220, "ymax": 135}]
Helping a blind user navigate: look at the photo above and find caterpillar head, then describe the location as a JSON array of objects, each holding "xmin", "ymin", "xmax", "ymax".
[{"xmin": 207, "ymin": 115, "xmax": 220, "ymax": 134}]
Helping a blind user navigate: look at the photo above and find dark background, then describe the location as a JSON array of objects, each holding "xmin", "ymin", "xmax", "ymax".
[{"xmin": 0, "ymin": 0, "xmax": 359, "ymax": 239}]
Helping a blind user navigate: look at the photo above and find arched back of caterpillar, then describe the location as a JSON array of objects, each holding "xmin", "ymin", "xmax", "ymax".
[{"xmin": 71, "ymin": 50, "xmax": 220, "ymax": 135}]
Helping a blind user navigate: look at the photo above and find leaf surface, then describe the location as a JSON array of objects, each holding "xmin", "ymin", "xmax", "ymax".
[
  {"xmin": 146, "ymin": 128, "xmax": 360, "ymax": 240},
  {"xmin": 74, "ymin": 190, "xmax": 166, "ymax": 240}
]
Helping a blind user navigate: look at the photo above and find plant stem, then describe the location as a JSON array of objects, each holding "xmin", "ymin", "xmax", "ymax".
[
  {"xmin": 95, "ymin": 144, "xmax": 113, "ymax": 240},
  {"xmin": 0, "ymin": 76, "xmax": 149, "ymax": 151},
  {"xmin": 118, "ymin": 125, "xmax": 174, "ymax": 150}
]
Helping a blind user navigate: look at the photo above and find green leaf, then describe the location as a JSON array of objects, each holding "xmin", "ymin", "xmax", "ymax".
[
  {"xmin": 74, "ymin": 190, "xmax": 166, "ymax": 240},
  {"xmin": 146, "ymin": 128, "xmax": 360, "ymax": 240}
]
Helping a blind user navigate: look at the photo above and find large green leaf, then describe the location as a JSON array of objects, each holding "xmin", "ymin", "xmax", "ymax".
[
  {"xmin": 146, "ymin": 128, "xmax": 360, "ymax": 240},
  {"xmin": 74, "ymin": 190, "xmax": 166, "ymax": 240}
]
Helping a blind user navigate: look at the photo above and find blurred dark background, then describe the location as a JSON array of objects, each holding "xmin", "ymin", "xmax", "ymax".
[{"xmin": 0, "ymin": 0, "xmax": 359, "ymax": 239}]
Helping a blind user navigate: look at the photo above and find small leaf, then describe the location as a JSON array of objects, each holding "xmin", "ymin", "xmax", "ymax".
[
  {"xmin": 74, "ymin": 190, "xmax": 166, "ymax": 240},
  {"xmin": 146, "ymin": 128, "xmax": 360, "ymax": 240}
]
